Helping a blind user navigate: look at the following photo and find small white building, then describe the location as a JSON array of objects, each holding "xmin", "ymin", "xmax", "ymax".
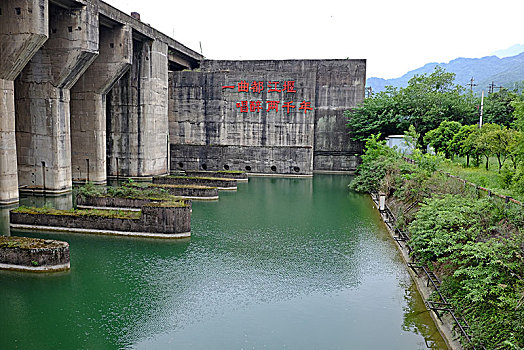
[{"xmin": 385, "ymin": 135, "xmax": 413, "ymax": 154}]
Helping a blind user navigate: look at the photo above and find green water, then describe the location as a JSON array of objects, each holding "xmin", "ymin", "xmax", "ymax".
[{"xmin": 0, "ymin": 175, "xmax": 446, "ymax": 349}]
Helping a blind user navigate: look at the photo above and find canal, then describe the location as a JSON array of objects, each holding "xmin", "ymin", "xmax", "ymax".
[{"xmin": 0, "ymin": 175, "xmax": 446, "ymax": 349}]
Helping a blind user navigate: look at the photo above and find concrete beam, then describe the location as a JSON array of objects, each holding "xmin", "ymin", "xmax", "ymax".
[
  {"xmin": 15, "ymin": 1, "xmax": 99, "ymax": 194},
  {"xmin": 0, "ymin": 0, "xmax": 48, "ymax": 205},
  {"xmin": 107, "ymin": 38, "xmax": 169, "ymax": 178},
  {"xmin": 97, "ymin": 1, "xmax": 202, "ymax": 67},
  {"xmin": 70, "ymin": 22, "xmax": 132, "ymax": 184}
]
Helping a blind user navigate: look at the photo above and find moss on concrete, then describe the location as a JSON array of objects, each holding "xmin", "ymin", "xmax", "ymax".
[
  {"xmin": 12, "ymin": 206, "xmax": 141, "ymax": 220},
  {"xmin": 0, "ymin": 235, "xmax": 66, "ymax": 249}
]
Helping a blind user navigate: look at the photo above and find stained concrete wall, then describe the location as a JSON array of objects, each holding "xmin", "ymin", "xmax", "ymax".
[
  {"xmin": 70, "ymin": 22, "xmax": 132, "ymax": 184},
  {"xmin": 0, "ymin": 0, "xmax": 48, "ymax": 204},
  {"xmin": 15, "ymin": 1, "xmax": 99, "ymax": 193},
  {"xmin": 168, "ymin": 59, "xmax": 366, "ymax": 174},
  {"xmin": 106, "ymin": 38, "xmax": 169, "ymax": 178}
]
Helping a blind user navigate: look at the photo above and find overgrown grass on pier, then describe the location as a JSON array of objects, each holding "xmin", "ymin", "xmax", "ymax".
[
  {"xmin": 165, "ymin": 175, "xmax": 234, "ymax": 181},
  {"xmin": 78, "ymin": 182, "xmax": 186, "ymax": 202},
  {"xmin": 128, "ymin": 182, "xmax": 215, "ymax": 190},
  {"xmin": 13, "ymin": 206, "xmax": 142, "ymax": 220}
]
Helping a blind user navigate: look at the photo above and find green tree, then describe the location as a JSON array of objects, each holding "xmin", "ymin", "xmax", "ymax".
[
  {"xmin": 448, "ymin": 124, "xmax": 478, "ymax": 166},
  {"xmin": 467, "ymin": 124, "xmax": 502, "ymax": 170},
  {"xmin": 346, "ymin": 66, "xmax": 479, "ymax": 142},
  {"xmin": 504, "ymin": 129, "xmax": 522, "ymax": 170},
  {"xmin": 423, "ymin": 120, "xmax": 462, "ymax": 158},
  {"xmin": 483, "ymin": 89, "xmax": 522, "ymax": 127},
  {"xmin": 512, "ymin": 100, "xmax": 524, "ymax": 132}
]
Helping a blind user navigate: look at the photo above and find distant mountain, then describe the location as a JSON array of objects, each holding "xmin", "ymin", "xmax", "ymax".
[
  {"xmin": 492, "ymin": 43, "xmax": 524, "ymax": 58},
  {"xmin": 367, "ymin": 52, "xmax": 524, "ymax": 95}
]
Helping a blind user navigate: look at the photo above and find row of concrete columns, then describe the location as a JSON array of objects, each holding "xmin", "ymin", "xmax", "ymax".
[{"xmin": 0, "ymin": 0, "xmax": 171, "ymax": 205}]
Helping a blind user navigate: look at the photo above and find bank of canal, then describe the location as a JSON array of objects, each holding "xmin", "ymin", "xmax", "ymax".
[{"xmin": 0, "ymin": 175, "xmax": 446, "ymax": 349}]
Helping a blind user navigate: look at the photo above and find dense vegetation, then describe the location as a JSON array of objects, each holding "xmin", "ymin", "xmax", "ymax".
[
  {"xmin": 347, "ymin": 66, "xmax": 524, "ymax": 201},
  {"xmin": 350, "ymin": 137, "xmax": 524, "ymax": 349}
]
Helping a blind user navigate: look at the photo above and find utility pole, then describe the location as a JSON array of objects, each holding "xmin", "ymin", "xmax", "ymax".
[
  {"xmin": 467, "ymin": 77, "xmax": 477, "ymax": 92},
  {"xmin": 479, "ymin": 90, "xmax": 484, "ymax": 128},
  {"xmin": 488, "ymin": 81, "xmax": 496, "ymax": 94},
  {"xmin": 365, "ymin": 86, "xmax": 373, "ymax": 98}
]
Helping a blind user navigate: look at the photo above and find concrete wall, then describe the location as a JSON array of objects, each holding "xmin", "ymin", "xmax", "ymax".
[
  {"xmin": 70, "ymin": 22, "xmax": 132, "ymax": 184},
  {"xmin": 0, "ymin": 0, "xmax": 48, "ymax": 204},
  {"xmin": 15, "ymin": 1, "xmax": 99, "ymax": 193},
  {"xmin": 106, "ymin": 38, "xmax": 169, "ymax": 178},
  {"xmin": 168, "ymin": 59, "xmax": 366, "ymax": 174}
]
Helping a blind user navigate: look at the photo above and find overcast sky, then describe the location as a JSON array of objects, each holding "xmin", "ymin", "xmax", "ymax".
[{"xmin": 106, "ymin": 0, "xmax": 524, "ymax": 79}]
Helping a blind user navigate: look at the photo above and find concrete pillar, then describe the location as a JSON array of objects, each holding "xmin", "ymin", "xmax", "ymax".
[
  {"xmin": 379, "ymin": 192, "xmax": 386, "ymax": 211},
  {"xmin": 70, "ymin": 24, "xmax": 131, "ymax": 184},
  {"xmin": 107, "ymin": 38, "xmax": 169, "ymax": 178},
  {"xmin": 0, "ymin": 0, "xmax": 48, "ymax": 205},
  {"xmin": 15, "ymin": 1, "xmax": 98, "ymax": 194}
]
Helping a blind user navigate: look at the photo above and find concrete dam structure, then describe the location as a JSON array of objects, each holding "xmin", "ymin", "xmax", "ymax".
[
  {"xmin": 0, "ymin": 0, "xmax": 366, "ymax": 205},
  {"xmin": 169, "ymin": 60, "xmax": 366, "ymax": 175}
]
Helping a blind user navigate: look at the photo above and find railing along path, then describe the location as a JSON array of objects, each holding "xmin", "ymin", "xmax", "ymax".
[{"xmin": 371, "ymin": 191, "xmax": 484, "ymax": 350}]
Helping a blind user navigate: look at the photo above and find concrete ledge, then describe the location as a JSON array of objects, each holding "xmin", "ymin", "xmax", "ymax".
[
  {"xmin": 247, "ymin": 173, "xmax": 313, "ymax": 178},
  {"xmin": 19, "ymin": 188, "xmax": 72, "ymax": 196},
  {"xmin": 0, "ymin": 198, "xmax": 19, "ymax": 206},
  {"xmin": 77, "ymin": 205, "xmax": 141, "ymax": 212},
  {"xmin": 313, "ymin": 170, "xmax": 355, "ymax": 175},
  {"xmin": 0, "ymin": 262, "xmax": 70, "ymax": 273},
  {"xmin": 131, "ymin": 183, "xmax": 219, "ymax": 199},
  {"xmin": 107, "ymin": 176, "xmax": 154, "ymax": 182},
  {"xmin": 153, "ymin": 176, "xmax": 237, "ymax": 190},
  {"xmin": 10, "ymin": 224, "xmax": 191, "ymax": 239},
  {"xmin": 184, "ymin": 170, "xmax": 249, "ymax": 181},
  {"xmin": 182, "ymin": 196, "xmax": 219, "ymax": 201},
  {"xmin": 73, "ymin": 180, "xmax": 107, "ymax": 186}
]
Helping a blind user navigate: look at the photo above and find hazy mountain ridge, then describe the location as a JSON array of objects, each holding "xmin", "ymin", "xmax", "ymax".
[{"xmin": 368, "ymin": 52, "xmax": 524, "ymax": 94}]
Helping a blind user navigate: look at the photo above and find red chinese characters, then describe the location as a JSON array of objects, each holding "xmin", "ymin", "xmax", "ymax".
[
  {"xmin": 299, "ymin": 100, "xmax": 312, "ymax": 114},
  {"xmin": 266, "ymin": 101, "xmax": 280, "ymax": 112},
  {"xmin": 236, "ymin": 101, "xmax": 248, "ymax": 113},
  {"xmin": 282, "ymin": 101, "xmax": 296, "ymax": 114},
  {"xmin": 234, "ymin": 100, "xmax": 311, "ymax": 114},
  {"xmin": 282, "ymin": 81, "xmax": 296, "ymax": 93},
  {"xmin": 225, "ymin": 80, "xmax": 311, "ymax": 115},
  {"xmin": 250, "ymin": 81, "xmax": 264, "ymax": 93},
  {"xmin": 250, "ymin": 100, "xmax": 262, "ymax": 112}
]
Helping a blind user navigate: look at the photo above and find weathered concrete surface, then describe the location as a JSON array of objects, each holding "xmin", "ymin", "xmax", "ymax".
[
  {"xmin": 71, "ymin": 21, "xmax": 132, "ymax": 184},
  {"xmin": 134, "ymin": 183, "xmax": 219, "ymax": 200},
  {"xmin": 0, "ymin": 236, "xmax": 70, "ymax": 272},
  {"xmin": 107, "ymin": 38, "xmax": 169, "ymax": 178},
  {"xmin": 15, "ymin": 1, "xmax": 99, "ymax": 194},
  {"xmin": 153, "ymin": 176, "xmax": 237, "ymax": 190},
  {"xmin": 184, "ymin": 170, "xmax": 248, "ymax": 181},
  {"xmin": 0, "ymin": 0, "xmax": 48, "ymax": 205},
  {"xmin": 10, "ymin": 204, "xmax": 191, "ymax": 236},
  {"xmin": 171, "ymin": 144, "xmax": 312, "ymax": 175},
  {"xmin": 168, "ymin": 59, "xmax": 366, "ymax": 175},
  {"xmin": 77, "ymin": 195, "xmax": 191, "ymax": 210}
]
